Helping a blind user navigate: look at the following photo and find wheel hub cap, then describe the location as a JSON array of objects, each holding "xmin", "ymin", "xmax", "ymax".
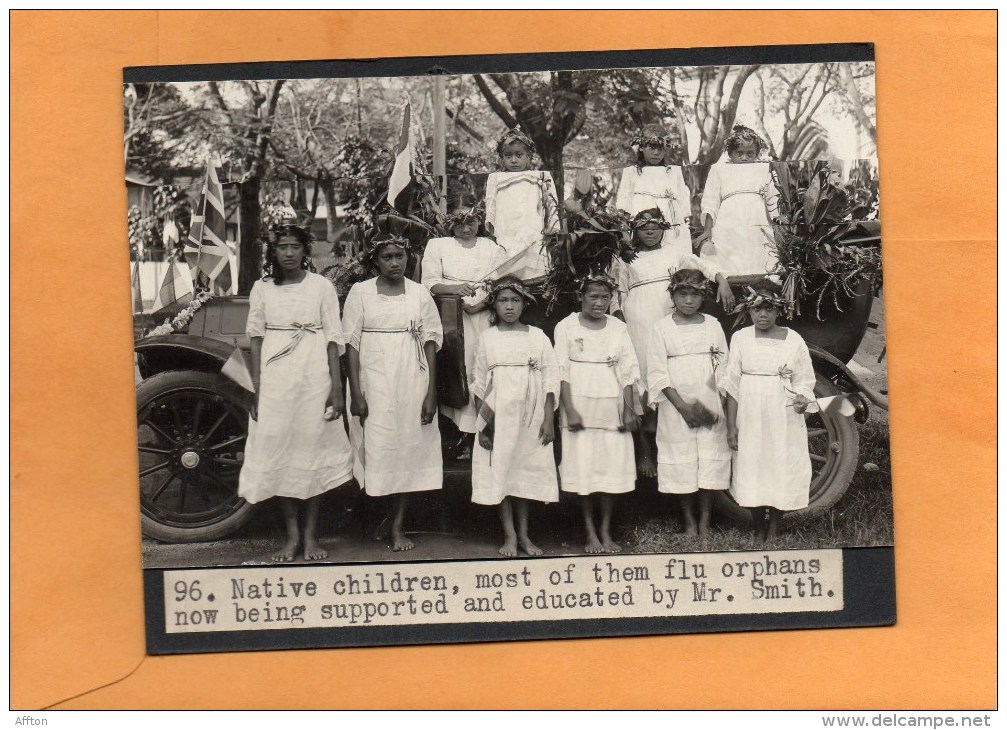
[{"xmin": 180, "ymin": 450, "xmax": 200, "ymax": 469}]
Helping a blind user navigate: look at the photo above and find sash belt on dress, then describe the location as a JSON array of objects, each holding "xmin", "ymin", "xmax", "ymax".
[
  {"xmin": 362, "ymin": 322, "xmax": 428, "ymax": 370},
  {"xmin": 264, "ymin": 322, "xmax": 322, "ymax": 366}
]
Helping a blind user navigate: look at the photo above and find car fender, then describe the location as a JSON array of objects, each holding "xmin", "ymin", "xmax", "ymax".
[{"xmin": 135, "ymin": 334, "xmax": 243, "ymax": 379}]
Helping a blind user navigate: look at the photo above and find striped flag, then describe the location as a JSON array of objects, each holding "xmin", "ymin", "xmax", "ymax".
[
  {"xmin": 151, "ymin": 259, "xmax": 193, "ymax": 316},
  {"xmin": 386, "ymin": 100, "xmax": 414, "ymax": 213},
  {"xmin": 221, "ymin": 346, "xmax": 255, "ymax": 393},
  {"xmin": 184, "ymin": 162, "xmax": 232, "ymax": 294},
  {"xmin": 131, "ymin": 260, "xmax": 143, "ymax": 314}
]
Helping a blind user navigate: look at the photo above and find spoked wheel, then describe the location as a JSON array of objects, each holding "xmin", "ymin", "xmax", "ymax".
[
  {"xmin": 714, "ymin": 373, "xmax": 860, "ymax": 524},
  {"xmin": 137, "ymin": 370, "xmax": 257, "ymax": 542}
]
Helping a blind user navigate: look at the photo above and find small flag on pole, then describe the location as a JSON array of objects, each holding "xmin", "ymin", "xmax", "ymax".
[
  {"xmin": 185, "ymin": 161, "xmax": 232, "ymax": 294},
  {"xmin": 151, "ymin": 259, "xmax": 193, "ymax": 317},
  {"xmin": 221, "ymin": 346, "xmax": 255, "ymax": 393},
  {"xmin": 131, "ymin": 260, "xmax": 143, "ymax": 314},
  {"xmin": 386, "ymin": 100, "xmax": 414, "ymax": 214},
  {"xmin": 806, "ymin": 394, "xmax": 857, "ymax": 417}
]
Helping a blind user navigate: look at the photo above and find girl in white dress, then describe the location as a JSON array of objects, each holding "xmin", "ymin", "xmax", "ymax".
[
  {"xmin": 421, "ymin": 199, "xmax": 505, "ymax": 437},
  {"xmin": 344, "ymin": 235, "xmax": 443, "ymax": 551},
  {"xmin": 611, "ymin": 208, "xmax": 733, "ymax": 477},
  {"xmin": 720, "ymin": 281, "xmax": 815, "ymax": 542},
  {"xmin": 645, "ymin": 269, "xmax": 732, "ymax": 537},
  {"xmin": 615, "ymin": 124, "xmax": 694, "ymax": 257},
  {"xmin": 484, "ymin": 127, "xmax": 559, "ymax": 281},
  {"xmin": 698, "ymin": 125, "xmax": 778, "ymax": 276},
  {"xmin": 239, "ymin": 225, "xmax": 354, "ymax": 563},
  {"xmin": 471, "ymin": 276, "xmax": 559, "ymax": 557},
  {"xmin": 555, "ymin": 274, "xmax": 640, "ymax": 554}
]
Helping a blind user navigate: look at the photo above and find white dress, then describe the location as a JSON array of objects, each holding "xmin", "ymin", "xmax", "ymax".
[
  {"xmin": 611, "ymin": 247, "xmax": 722, "ymax": 407},
  {"xmin": 646, "ymin": 314, "xmax": 731, "ymax": 494},
  {"xmin": 239, "ymin": 273, "xmax": 353, "ymax": 504},
  {"xmin": 342, "ymin": 278, "xmax": 444, "ymax": 497},
  {"xmin": 421, "ymin": 236, "xmax": 506, "ymax": 432},
  {"xmin": 700, "ymin": 162, "xmax": 777, "ymax": 276},
  {"xmin": 484, "ymin": 170, "xmax": 559, "ymax": 280},
  {"xmin": 718, "ymin": 327, "xmax": 816, "ymax": 510},
  {"xmin": 553, "ymin": 314, "xmax": 639, "ymax": 495},
  {"xmin": 615, "ymin": 164, "xmax": 693, "ymax": 256},
  {"xmin": 470, "ymin": 326, "xmax": 560, "ymax": 506}
]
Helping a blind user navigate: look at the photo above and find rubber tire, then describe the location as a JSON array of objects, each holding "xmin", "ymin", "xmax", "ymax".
[
  {"xmin": 137, "ymin": 370, "xmax": 257, "ymax": 543},
  {"xmin": 714, "ymin": 373, "xmax": 860, "ymax": 524}
]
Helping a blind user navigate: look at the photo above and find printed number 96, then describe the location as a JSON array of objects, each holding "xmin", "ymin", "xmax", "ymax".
[{"xmin": 174, "ymin": 580, "xmax": 202, "ymax": 602}]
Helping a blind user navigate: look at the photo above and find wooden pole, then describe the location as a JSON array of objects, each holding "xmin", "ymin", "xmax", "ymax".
[{"xmin": 432, "ymin": 75, "xmax": 447, "ymax": 212}]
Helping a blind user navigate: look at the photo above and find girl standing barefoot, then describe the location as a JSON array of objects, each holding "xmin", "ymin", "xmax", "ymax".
[
  {"xmin": 720, "ymin": 280, "xmax": 815, "ymax": 542},
  {"xmin": 614, "ymin": 123, "xmax": 694, "ymax": 256},
  {"xmin": 470, "ymin": 276, "xmax": 559, "ymax": 557},
  {"xmin": 239, "ymin": 225, "xmax": 354, "ymax": 562},
  {"xmin": 343, "ymin": 231, "xmax": 443, "ymax": 551},
  {"xmin": 554, "ymin": 274, "xmax": 640, "ymax": 554},
  {"xmin": 645, "ymin": 269, "xmax": 731, "ymax": 537}
]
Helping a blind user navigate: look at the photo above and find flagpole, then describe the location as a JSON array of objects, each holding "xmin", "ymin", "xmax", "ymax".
[{"xmin": 432, "ymin": 76, "xmax": 446, "ymax": 213}]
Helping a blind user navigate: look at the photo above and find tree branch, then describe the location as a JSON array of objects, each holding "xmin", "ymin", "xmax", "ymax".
[{"xmin": 473, "ymin": 73, "xmax": 517, "ymax": 128}]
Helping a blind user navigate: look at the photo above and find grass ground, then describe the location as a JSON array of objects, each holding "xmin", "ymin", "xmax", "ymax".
[{"xmin": 619, "ymin": 414, "xmax": 894, "ymax": 554}]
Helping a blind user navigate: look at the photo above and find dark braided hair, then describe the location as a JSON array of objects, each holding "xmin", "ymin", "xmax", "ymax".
[{"xmin": 262, "ymin": 224, "xmax": 316, "ymax": 284}]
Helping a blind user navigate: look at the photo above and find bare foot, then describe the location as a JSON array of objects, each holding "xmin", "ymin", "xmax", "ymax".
[
  {"xmin": 585, "ymin": 536, "xmax": 605, "ymax": 554},
  {"xmin": 392, "ymin": 532, "xmax": 415, "ymax": 551},
  {"xmin": 271, "ymin": 540, "xmax": 297, "ymax": 563},
  {"xmin": 637, "ymin": 454, "xmax": 657, "ymax": 479},
  {"xmin": 498, "ymin": 538, "xmax": 518, "ymax": 557},
  {"xmin": 519, "ymin": 537, "xmax": 543, "ymax": 556},
  {"xmin": 698, "ymin": 522, "xmax": 710, "ymax": 538},
  {"xmin": 602, "ymin": 538, "xmax": 622, "ymax": 554},
  {"xmin": 683, "ymin": 521, "xmax": 699, "ymax": 537},
  {"xmin": 303, "ymin": 539, "xmax": 328, "ymax": 561}
]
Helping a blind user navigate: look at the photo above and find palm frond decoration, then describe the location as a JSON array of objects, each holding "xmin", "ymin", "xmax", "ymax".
[{"xmin": 769, "ymin": 160, "xmax": 882, "ymax": 319}]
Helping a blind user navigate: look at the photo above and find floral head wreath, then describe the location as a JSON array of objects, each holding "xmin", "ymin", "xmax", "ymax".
[
  {"xmin": 488, "ymin": 276, "xmax": 537, "ymax": 306},
  {"xmin": 576, "ymin": 271, "xmax": 619, "ymax": 294},
  {"xmin": 441, "ymin": 201, "xmax": 485, "ymax": 232},
  {"xmin": 726, "ymin": 124, "xmax": 769, "ymax": 154},
  {"xmin": 731, "ymin": 284, "xmax": 790, "ymax": 315},
  {"xmin": 269, "ymin": 221, "xmax": 315, "ymax": 244},
  {"xmin": 668, "ymin": 269, "xmax": 711, "ymax": 295},
  {"xmin": 630, "ymin": 125, "xmax": 673, "ymax": 153},
  {"xmin": 364, "ymin": 234, "xmax": 410, "ymax": 260},
  {"xmin": 631, "ymin": 208, "xmax": 673, "ymax": 231},
  {"xmin": 497, "ymin": 127, "xmax": 537, "ymax": 156}
]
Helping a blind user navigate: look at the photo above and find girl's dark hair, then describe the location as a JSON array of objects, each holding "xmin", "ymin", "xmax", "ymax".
[
  {"xmin": 725, "ymin": 124, "xmax": 768, "ymax": 155},
  {"xmin": 262, "ymin": 224, "xmax": 316, "ymax": 284},
  {"xmin": 668, "ymin": 268, "xmax": 711, "ymax": 297},
  {"xmin": 749, "ymin": 277, "xmax": 784, "ymax": 299},
  {"xmin": 487, "ymin": 275, "xmax": 535, "ymax": 326}
]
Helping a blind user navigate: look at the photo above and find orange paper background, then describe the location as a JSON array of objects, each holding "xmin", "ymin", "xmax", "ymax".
[{"xmin": 10, "ymin": 10, "xmax": 996, "ymax": 709}]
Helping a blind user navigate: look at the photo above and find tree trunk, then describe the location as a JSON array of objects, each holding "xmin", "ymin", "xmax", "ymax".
[
  {"xmin": 237, "ymin": 178, "xmax": 262, "ymax": 295},
  {"xmin": 322, "ymin": 178, "xmax": 340, "ymax": 253},
  {"xmin": 539, "ymin": 142, "xmax": 565, "ymax": 222}
]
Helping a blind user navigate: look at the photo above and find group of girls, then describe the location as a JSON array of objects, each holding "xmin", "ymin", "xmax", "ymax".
[{"xmin": 236, "ymin": 122, "xmax": 813, "ymax": 561}]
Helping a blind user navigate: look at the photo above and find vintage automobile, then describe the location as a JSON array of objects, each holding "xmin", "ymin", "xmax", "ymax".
[{"xmin": 136, "ymin": 222, "xmax": 886, "ymax": 542}]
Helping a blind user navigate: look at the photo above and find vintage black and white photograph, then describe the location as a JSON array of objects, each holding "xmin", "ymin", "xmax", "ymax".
[{"xmin": 126, "ymin": 45, "xmax": 892, "ymax": 652}]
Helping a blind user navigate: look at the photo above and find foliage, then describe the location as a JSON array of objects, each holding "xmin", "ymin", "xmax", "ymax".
[
  {"xmin": 127, "ymin": 185, "xmax": 191, "ymax": 259},
  {"xmin": 769, "ymin": 161, "xmax": 882, "ymax": 319},
  {"xmin": 541, "ymin": 209, "xmax": 636, "ymax": 312}
]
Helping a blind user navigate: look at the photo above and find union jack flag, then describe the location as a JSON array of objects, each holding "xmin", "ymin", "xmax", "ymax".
[{"xmin": 184, "ymin": 162, "xmax": 232, "ymax": 294}]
